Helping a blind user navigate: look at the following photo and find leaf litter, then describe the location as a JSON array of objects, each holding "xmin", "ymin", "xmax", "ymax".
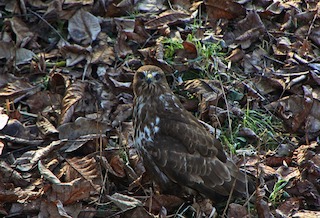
[{"xmin": 0, "ymin": 0, "xmax": 320, "ymax": 217}]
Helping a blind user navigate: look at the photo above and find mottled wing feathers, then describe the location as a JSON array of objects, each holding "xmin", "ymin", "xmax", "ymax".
[
  {"xmin": 149, "ymin": 134, "xmax": 246, "ymax": 196},
  {"xmin": 155, "ymin": 92, "xmax": 227, "ymax": 162},
  {"xmin": 132, "ymin": 65, "xmax": 252, "ymax": 198}
]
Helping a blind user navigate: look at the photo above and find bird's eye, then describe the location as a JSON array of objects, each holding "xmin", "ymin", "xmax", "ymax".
[
  {"xmin": 154, "ymin": 73, "xmax": 161, "ymax": 81},
  {"xmin": 138, "ymin": 72, "xmax": 145, "ymax": 80}
]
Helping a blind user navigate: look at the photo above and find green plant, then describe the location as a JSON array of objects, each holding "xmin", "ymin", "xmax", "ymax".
[
  {"xmin": 221, "ymin": 106, "xmax": 281, "ymax": 153},
  {"xmin": 269, "ymin": 178, "xmax": 289, "ymax": 205},
  {"xmin": 185, "ymin": 33, "xmax": 225, "ymax": 76},
  {"xmin": 161, "ymin": 37, "xmax": 184, "ymax": 62}
]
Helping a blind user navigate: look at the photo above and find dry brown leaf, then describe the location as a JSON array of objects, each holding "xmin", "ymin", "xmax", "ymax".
[
  {"xmin": 5, "ymin": 17, "xmax": 35, "ymax": 47},
  {"xmin": 255, "ymin": 192, "xmax": 272, "ymax": 218},
  {"xmin": 65, "ymin": 156, "xmax": 102, "ymax": 192},
  {"xmin": 50, "ymin": 178, "xmax": 92, "ymax": 204},
  {"xmin": 205, "ymin": 0, "xmax": 246, "ymax": 20},
  {"xmin": 0, "ymin": 80, "xmax": 34, "ymax": 98},
  {"xmin": 287, "ymin": 180, "xmax": 320, "ymax": 208},
  {"xmin": 59, "ymin": 43, "xmax": 91, "ymax": 66},
  {"xmin": 97, "ymin": 155, "xmax": 125, "ymax": 178},
  {"xmin": 91, "ymin": 43, "xmax": 115, "ymax": 65},
  {"xmin": 136, "ymin": 0, "xmax": 167, "ymax": 12},
  {"xmin": 15, "ymin": 140, "xmax": 61, "ymax": 172},
  {"xmin": 253, "ymin": 76, "xmax": 285, "ymax": 96},
  {"xmin": 0, "ymin": 119, "xmax": 31, "ymax": 140},
  {"xmin": 110, "ymin": 155, "xmax": 126, "ymax": 178},
  {"xmin": 38, "ymin": 160, "xmax": 61, "ymax": 184},
  {"xmin": 107, "ymin": 193, "xmax": 142, "ymax": 211},
  {"xmin": 26, "ymin": 91, "xmax": 62, "ymax": 114},
  {"xmin": 0, "ymin": 185, "xmax": 40, "ymax": 204},
  {"xmin": 233, "ymin": 11, "xmax": 265, "ymax": 49},
  {"xmin": 146, "ymin": 194, "xmax": 184, "ymax": 214},
  {"xmin": 114, "ymin": 31, "xmax": 133, "ymax": 58},
  {"xmin": 292, "ymin": 210, "xmax": 320, "ymax": 218},
  {"xmin": 183, "ymin": 79, "xmax": 223, "ymax": 117},
  {"xmin": 228, "ymin": 203, "xmax": 248, "ymax": 218},
  {"xmin": 58, "ymin": 117, "xmax": 111, "ymax": 140},
  {"xmin": 145, "ymin": 10, "xmax": 191, "ymax": 29},
  {"xmin": 276, "ymin": 197, "xmax": 301, "ymax": 217},
  {"xmin": 124, "ymin": 19, "xmax": 150, "ymax": 44},
  {"xmin": 265, "ymin": 85, "xmax": 320, "ymax": 138},
  {"xmin": 0, "ymin": 160, "xmax": 29, "ymax": 187},
  {"xmin": 59, "ymin": 81, "xmax": 87, "ymax": 125},
  {"xmin": 68, "ymin": 9, "xmax": 101, "ymax": 44},
  {"xmin": 36, "ymin": 114, "xmax": 59, "ymax": 137},
  {"xmin": 111, "ymin": 103, "xmax": 133, "ymax": 127},
  {"xmin": 226, "ymin": 48, "xmax": 245, "ymax": 62}
]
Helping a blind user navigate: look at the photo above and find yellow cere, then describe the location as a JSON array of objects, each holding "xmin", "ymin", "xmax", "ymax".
[{"xmin": 146, "ymin": 73, "xmax": 153, "ymax": 79}]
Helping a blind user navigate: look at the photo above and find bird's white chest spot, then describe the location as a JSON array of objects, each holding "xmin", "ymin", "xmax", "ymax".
[
  {"xmin": 159, "ymin": 94, "xmax": 169, "ymax": 108},
  {"xmin": 154, "ymin": 117, "xmax": 160, "ymax": 133},
  {"xmin": 159, "ymin": 94, "xmax": 181, "ymax": 110},
  {"xmin": 144, "ymin": 126, "xmax": 152, "ymax": 139},
  {"xmin": 134, "ymin": 97, "xmax": 145, "ymax": 117},
  {"xmin": 134, "ymin": 116, "xmax": 161, "ymax": 148}
]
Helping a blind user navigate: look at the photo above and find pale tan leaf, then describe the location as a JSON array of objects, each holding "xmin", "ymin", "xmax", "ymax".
[
  {"xmin": 38, "ymin": 160, "xmax": 61, "ymax": 184},
  {"xmin": 107, "ymin": 193, "xmax": 142, "ymax": 211},
  {"xmin": 0, "ymin": 114, "xmax": 9, "ymax": 130},
  {"xmin": 64, "ymin": 0, "xmax": 94, "ymax": 5},
  {"xmin": 36, "ymin": 114, "xmax": 59, "ymax": 137},
  {"xmin": 0, "ymin": 141, "xmax": 3, "ymax": 156},
  {"xmin": 55, "ymin": 200, "xmax": 72, "ymax": 218},
  {"xmin": 15, "ymin": 140, "xmax": 62, "ymax": 171},
  {"xmin": 136, "ymin": 0, "xmax": 167, "ymax": 12},
  {"xmin": 292, "ymin": 210, "xmax": 320, "ymax": 218}
]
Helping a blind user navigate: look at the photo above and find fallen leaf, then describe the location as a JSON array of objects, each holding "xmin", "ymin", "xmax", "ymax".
[{"xmin": 68, "ymin": 9, "xmax": 101, "ymax": 44}]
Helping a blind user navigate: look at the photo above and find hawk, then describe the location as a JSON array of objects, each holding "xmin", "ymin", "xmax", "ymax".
[{"xmin": 132, "ymin": 65, "xmax": 253, "ymax": 199}]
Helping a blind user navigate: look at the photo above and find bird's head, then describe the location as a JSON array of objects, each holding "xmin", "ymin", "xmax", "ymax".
[{"xmin": 133, "ymin": 65, "xmax": 170, "ymax": 97}]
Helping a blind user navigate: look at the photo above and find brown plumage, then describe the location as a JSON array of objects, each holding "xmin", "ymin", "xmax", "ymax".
[{"xmin": 132, "ymin": 65, "xmax": 253, "ymax": 199}]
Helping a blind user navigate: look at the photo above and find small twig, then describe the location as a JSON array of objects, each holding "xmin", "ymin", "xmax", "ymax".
[
  {"xmin": 19, "ymin": 110, "xmax": 38, "ymax": 118},
  {"xmin": 218, "ymin": 74, "xmax": 233, "ymax": 143},
  {"xmin": 26, "ymin": 8, "xmax": 67, "ymax": 43},
  {"xmin": 306, "ymin": 11, "xmax": 318, "ymax": 40},
  {"xmin": 222, "ymin": 176, "xmax": 237, "ymax": 217},
  {"xmin": 0, "ymin": 135, "xmax": 44, "ymax": 146}
]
